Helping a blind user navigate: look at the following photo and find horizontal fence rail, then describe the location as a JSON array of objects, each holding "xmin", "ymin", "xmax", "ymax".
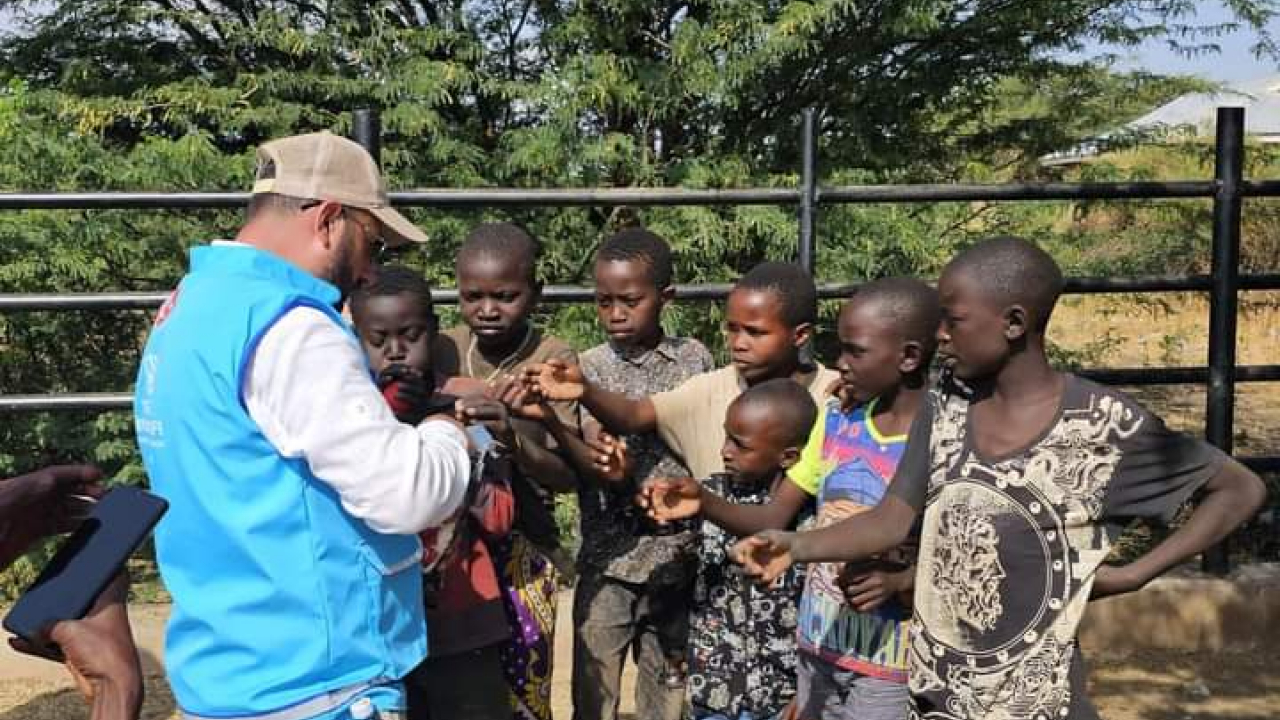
[
  {"xmin": 6, "ymin": 274, "xmax": 1280, "ymax": 312},
  {"xmin": 0, "ymin": 106, "xmax": 1273, "ymax": 573}
]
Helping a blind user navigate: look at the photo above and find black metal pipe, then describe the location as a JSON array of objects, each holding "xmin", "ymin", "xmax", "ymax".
[
  {"xmin": 0, "ymin": 283, "xmax": 865, "ymax": 311},
  {"xmin": 351, "ymin": 109, "xmax": 382, "ymax": 166},
  {"xmin": 1077, "ymin": 364, "xmax": 1280, "ymax": 385},
  {"xmin": 11, "ymin": 272, "xmax": 1280, "ymax": 312},
  {"xmin": 1241, "ymin": 456, "xmax": 1280, "ymax": 473},
  {"xmin": 818, "ymin": 181, "xmax": 1216, "ymax": 203},
  {"xmin": 1203, "ymin": 106, "xmax": 1246, "ymax": 575},
  {"xmin": 0, "ymin": 180, "xmax": 1222, "ymax": 211},
  {"xmin": 798, "ymin": 109, "xmax": 818, "ymax": 273},
  {"xmin": 1241, "ymin": 180, "xmax": 1280, "ymax": 197}
]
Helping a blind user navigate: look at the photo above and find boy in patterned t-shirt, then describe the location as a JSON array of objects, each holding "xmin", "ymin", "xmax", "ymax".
[
  {"xmin": 684, "ymin": 379, "xmax": 818, "ymax": 720},
  {"xmin": 734, "ymin": 237, "xmax": 1267, "ymax": 720}
]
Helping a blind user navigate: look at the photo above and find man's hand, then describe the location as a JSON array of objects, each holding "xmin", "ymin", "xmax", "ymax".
[
  {"xmin": 639, "ymin": 477, "xmax": 701, "ymax": 522},
  {"xmin": 1090, "ymin": 563, "xmax": 1143, "ymax": 601},
  {"xmin": 586, "ymin": 432, "xmax": 629, "ymax": 483},
  {"xmin": 523, "ymin": 359, "xmax": 585, "ymax": 401},
  {"xmin": 0, "ymin": 464, "xmax": 104, "ymax": 568},
  {"xmin": 731, "ymin": 530, "xmax": 797, "ymax": 584},
  {"xmin": 11, "ymin": 574, "xmax": 142, "ymax": 720},
  {"xmin": 837, "ymin": 562, "xmax": 914, "ymax": 612}
]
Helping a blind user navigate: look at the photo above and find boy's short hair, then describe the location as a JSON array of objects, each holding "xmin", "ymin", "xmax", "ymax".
[
  {"xmin": 457, "ymin": 222, "xmax": 540, "ymax": 284},
  {"xmin": 735, "ymin": 262, "xmax": 818, "ymax": 328},
  {"xmin": 350, "ymin": 265, "xmax": 437, "ymax": 325},
  {"xmin": 944, "ymin": 236, "xmax": 1064, "ymax": 330},
  {"xmin": 595, "ymin": 227, "xmax": 674, "ymax": 288},
  {"xmin": 734, "ymin": 378, "xmax": 819, "ymax": 448},
  {"xmin": 853, "ymin": 277, "xmax": 942, "ymax": 359}
]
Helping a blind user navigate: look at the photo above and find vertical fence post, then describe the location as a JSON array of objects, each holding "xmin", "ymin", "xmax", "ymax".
[
  {"xmin": 798, "ymin": 109, "xmax": 818, "ymax": 274},
  {"xmin": 352, "ymin": 108, "xmax": 382, "ymax": 166},
  {"xmin": 1204, "ymin": 106, "xmax": 1245, "ymax": 575}
]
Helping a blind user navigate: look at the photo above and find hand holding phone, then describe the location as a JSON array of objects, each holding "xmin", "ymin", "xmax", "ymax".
[{"xmin": 4, "ymin": 486, "xmax": 167, "ymax": 661}]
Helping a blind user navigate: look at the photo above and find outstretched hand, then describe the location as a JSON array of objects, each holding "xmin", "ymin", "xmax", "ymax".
[
  {"xmin": 522, "ymin": 359, "xmax": 585, "ymax": 402},
  {"xmin": 490, "ymin": 374, "xmax": 550, "ymax": 422},
  {"xmin": 638, "ymin": 477, "xmax": 702, "ymax": 522},
  {"xmin": 731, "ymin": 530, "xmax": 797, "ymax": 585}
]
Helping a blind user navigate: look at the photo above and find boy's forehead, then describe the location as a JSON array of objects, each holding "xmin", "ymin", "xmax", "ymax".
[
  {"xmin": 595, "ymin": 256, "xmax": 655, "ymax": 282},
  {"xmin": 457, "ymin": 252, "xmax": 535, "ymax": 284},
  {"xmin": 940, "ymin": 266, "xmax": 999, "ymax": 307},
  {"xmin": 727, "ymin": 286, "xmax": 786, "ymax": 317},
  {"xmin": 356, "ymin": 292, "xmax": 434, "ymax": 320}
]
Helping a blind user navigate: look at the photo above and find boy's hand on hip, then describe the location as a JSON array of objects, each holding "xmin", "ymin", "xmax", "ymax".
[
  {"xmin": 838, "ymin": 567, "xmax": 908, "ymax": 612},
  {"xmin": 732, "ymin": 531, "xmax": 796, "ymax": 584},
  {"xmin": 523, "ymin": 359, "xmax": 585, "ymax": 401},
  {"xmin": 1090, "ymin": 563, "xmax": 1144, "ymax": 600},
  {"xmin": 639, "ymin": 477, "xmax": 700, "ymax": 521}
]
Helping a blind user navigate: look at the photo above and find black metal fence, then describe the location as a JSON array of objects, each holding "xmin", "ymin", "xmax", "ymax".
[{"xmin": 1, "ymin": 107, "xmax": 1275, "ymax": 573}]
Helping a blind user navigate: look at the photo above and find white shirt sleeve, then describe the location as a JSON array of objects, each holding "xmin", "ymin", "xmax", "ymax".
[{"xmin": 243, "ymin": 306, "xmax": 470, "ymax": 535}]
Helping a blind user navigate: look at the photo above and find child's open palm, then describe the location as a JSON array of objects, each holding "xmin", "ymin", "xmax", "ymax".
[
  {"xmin": 640, "ymin": 477, "xmax": 701, "ymax": 522},
  {"xmin": 523, "ymin": 359, "xmax": 585, "ymax": 401}
]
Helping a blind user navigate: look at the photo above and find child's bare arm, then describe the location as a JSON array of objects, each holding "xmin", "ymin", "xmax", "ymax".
[
  {"xmin": 524, "ymin": 360, "xmax": 657, "ymax": 434},
  {"xmin": 1093, "ymin": 458, "xmax": 1267, "ymax": 599},
  {"xmin": 543, "ymin": 413, "xmax": 629, "ymax": 485},
  {"xmin": 700, "ymin": 479, "xmax": 812, "ymax": 537},
  {"xmin": 733, "ymin": 495, "xmax": 918, "ymax": 583}
]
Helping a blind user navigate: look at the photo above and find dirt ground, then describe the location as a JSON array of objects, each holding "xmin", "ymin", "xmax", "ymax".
[{"xmin": 1, "ymin": 597, "xmax": 1276, "ymax": 720}]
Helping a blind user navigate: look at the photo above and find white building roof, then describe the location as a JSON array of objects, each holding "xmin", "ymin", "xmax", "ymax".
[
  {"xmin": 1126, "ymin": 75, "xmax": 1280, "ymax": 138},
  {"xmin": 1041, "ymin": 76, "xmax": 1280, "ymax": 166}
]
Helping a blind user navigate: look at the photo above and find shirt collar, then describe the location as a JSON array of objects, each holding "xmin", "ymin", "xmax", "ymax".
[{"xmin": 609, "ymin": 336, "xmax": 678, "ymax": 365}]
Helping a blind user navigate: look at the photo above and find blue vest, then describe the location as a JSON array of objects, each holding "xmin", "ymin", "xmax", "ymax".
[{"xmin": 134, "ymin": 244, "xmax": 427, "ymax": 716}]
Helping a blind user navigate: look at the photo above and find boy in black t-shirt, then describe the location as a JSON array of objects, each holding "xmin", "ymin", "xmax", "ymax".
[{"xmin": 734, "ymin": 237, "xmax": 1267, "ymax": 720}]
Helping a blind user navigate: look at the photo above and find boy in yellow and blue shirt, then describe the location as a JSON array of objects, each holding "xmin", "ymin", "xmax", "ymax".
[{"xmin": 783, "ymin": 278, "xmax": 939, "ymax": 720}]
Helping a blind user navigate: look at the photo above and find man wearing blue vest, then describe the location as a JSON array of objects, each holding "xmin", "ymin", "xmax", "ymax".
[{"xmin": 134, "ymin": 132, "xmax": 471, "ymax": 720}]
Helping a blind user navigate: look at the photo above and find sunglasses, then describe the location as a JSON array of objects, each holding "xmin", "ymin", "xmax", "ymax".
[{"xmin": 301, "ymin": 200, "xmax": 396, "ymax": 262}]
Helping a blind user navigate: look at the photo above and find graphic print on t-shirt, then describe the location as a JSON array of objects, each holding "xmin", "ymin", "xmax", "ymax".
[
  {"xmin": 796, "ymin": 400, "xmax": 911, "ymax": 681},
  {"xmin": 909, "ymin": 385, "xmax": 1140, "ymax": 720}
]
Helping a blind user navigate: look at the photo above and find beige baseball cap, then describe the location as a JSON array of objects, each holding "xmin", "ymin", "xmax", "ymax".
[{"xmin": 252, "ymin": 131, "xmax": 427, "ymax": 247}]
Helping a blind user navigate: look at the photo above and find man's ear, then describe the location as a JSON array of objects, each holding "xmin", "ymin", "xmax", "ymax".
[
  {"xmin": 1004, "ymin": 305, "xmax": 1028, "ymax": 342},
  {"xmin": 898, "ymin": 340, "xmax": 925, "ymax": 375},
  {"xmin": 530, "ymin": 278, "xmax": 544, "ymax": 303},
  {"xmin": 792, "ymin": 322, "xmax": 814, "ymax": 349},
  {"xmin": 779, "ymin": 445, "xmax": 802, "ymax": 470},
  {"xmin": 313, "ymin": 201, "xmax": 344, "ymax": 250},
  {"xmin": 659, "ymin": 285, "xmax": 677, "ymax": 306}
]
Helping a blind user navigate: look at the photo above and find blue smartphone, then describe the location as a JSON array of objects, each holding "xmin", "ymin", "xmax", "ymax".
[{"xmin": 3, "ymin": 486, "xmax": 168, "ymax": 660}]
